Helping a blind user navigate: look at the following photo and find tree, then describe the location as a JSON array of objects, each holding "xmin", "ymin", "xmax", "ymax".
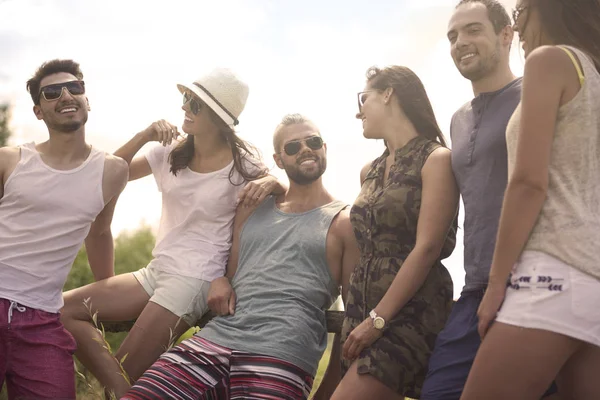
[{"xmin": 0, "ymin": 103, "xmax": 11, "ymax": 147}]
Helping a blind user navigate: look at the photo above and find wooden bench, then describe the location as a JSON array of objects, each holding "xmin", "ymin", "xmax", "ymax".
[{"xmin": 102, "ymin": 309, "xmax": 345, "ymax": 333}]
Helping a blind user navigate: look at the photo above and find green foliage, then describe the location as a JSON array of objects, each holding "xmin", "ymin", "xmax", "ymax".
[
  {"xmin": 69, "ymin": 226, "xmax": 155, "ymax": 398},
  {"xmin": 64, "ymin": 225, "xmax": 156, "ymax": 291},
  {"xmin": 0, "ymin": 103, "xmax": 11, "ymax": 147}
]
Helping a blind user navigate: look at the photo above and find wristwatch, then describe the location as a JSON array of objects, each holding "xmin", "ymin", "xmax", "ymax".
[{"xmin": 369, "ymin": 309, "xmax": 386, "ymax": 330}]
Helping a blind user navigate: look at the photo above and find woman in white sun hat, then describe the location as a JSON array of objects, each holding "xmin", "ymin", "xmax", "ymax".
[{"xmin": 61, "ymin": 67, "xmax": 285, "ymax": 397}]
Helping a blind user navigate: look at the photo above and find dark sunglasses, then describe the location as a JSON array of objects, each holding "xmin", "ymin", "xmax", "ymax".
[
  {"xmin": 39, "ymin": 80, "xmax": 86, "ymax": 101},
  {"xmin": 283, "ymin": 136, "xmax": 324, "ymax": 156},
  {"xmin": 183, "ymin": 92, "xmax": 203, "ymax": 115}
]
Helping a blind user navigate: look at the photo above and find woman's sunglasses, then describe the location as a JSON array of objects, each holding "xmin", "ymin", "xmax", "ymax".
[
  {"xmin": 183, "ymin": 92, "xmax": 203, "ymax": 115},
  {"xmin": 357, "ymin": 90, "xmax": 377, "ymax": 112},
  {"xmin": 283, "ymin": 136, "xmax": 324, "ymax": 156},
  {"xmin": 39, "ymin": 80, "xmax": 86, "ymax": 102}
]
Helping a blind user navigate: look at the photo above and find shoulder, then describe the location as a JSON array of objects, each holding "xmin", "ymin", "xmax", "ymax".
[
  {"xmin": 452, "ymin": 100, "xmax": 473, "ymax": 121},
  {"xmin": 360, "ymin": 161, "xmax": 374, "ymax": 184},
  {"xmin": 0, "ymin": 146, "xmax": 20, "ymax": 163},
  {"xmin": 102, "ymin": 154, "xmax": 129, "ymax": 191},
  {"xmin": 0, "ymin": 146, "xmax": 21, "ymax": 174},
  {"xmin": 422, "ymin": 146, "xmax": 452, "ymax": 174},
  {"xmin": 524, "ymin": 46, "xmax": 575, "ymax": 79},
  {"xmin": 450, "ymin": 102, "xmax": 473, "ymax": 138},
  {"xmin": 454, "ymin": 100, "xmax": 472, "ymax": 116},
  {"xmin": 329, "ymin": 207, "xmax": 354, "ymax": 241}
]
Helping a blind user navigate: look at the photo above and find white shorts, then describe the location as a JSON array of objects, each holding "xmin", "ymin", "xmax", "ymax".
[
  {"xmin": 133, "ymin": 264, "xmax": 210, "ymax": 327},
  {"xmin": 496, "ymin": 250, "xmax": 600, "ymax": 348}
]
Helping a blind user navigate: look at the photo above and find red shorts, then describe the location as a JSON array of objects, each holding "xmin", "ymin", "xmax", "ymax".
[{"xmin": 0, "ymin": 298, "xmax": 77, "ymax": 400}]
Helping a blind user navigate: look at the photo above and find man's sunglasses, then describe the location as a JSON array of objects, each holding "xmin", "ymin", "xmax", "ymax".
[
  {"xmin": 283, "ymin": 136, "xmax": 324, "ymax": 156},
  {"xmin": 183, "ymin": 92, "xmax": 203, "ymax": 115},
  {"xmin": 39, "ymin": 80, "xmax": 86, "ymax": 102}
]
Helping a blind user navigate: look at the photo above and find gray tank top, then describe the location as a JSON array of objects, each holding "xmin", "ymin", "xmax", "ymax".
[{"xmin": 199, "ymin": 196, "xmax": 346, "ymax": 375}]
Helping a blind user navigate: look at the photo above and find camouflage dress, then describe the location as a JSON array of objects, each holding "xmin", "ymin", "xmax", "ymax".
[{"xmin": 341, "ymin": 135, "xmax": 457, "ymax": 398}]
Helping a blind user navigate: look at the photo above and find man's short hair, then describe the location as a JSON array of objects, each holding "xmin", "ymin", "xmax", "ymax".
[
  {"xmin": 273, "ymin": 113, "xmax": 319, "ymax": 152},
  {"xmin": 26, "ymin": 59, "xmax": 83, "ymax": 105},
  {"xmin": 456, "ymin": 0, "xmax": 512, "ymax": 34}
]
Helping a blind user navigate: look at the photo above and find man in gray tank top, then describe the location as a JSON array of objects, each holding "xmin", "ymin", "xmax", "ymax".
[{"xmin": 124, "ymin": 114, "xmax": 359, "ymax": 400}]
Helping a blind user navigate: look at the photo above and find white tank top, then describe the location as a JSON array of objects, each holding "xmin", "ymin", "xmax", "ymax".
[
  {"xmin": 0, "ymin": 142, "xmax": 105, "ymax": 312},
  {"xmin": 506, "ymin": 46, "xmax": 600, "ymax": 280}
]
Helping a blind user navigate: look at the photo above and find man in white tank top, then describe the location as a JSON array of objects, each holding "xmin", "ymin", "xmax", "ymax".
[{"xmin": 0, "ymin": 59, "xmax": 128, "ymax": 399}]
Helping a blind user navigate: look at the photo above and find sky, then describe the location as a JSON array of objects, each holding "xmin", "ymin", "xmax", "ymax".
[{"xmin": 0, "ymin": 0, "xmax": 521, "ymax": 297}]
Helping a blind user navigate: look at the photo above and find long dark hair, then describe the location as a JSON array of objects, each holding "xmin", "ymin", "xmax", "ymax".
[
  {"xmin": 522, "ymin": 0, "xmax": 600, "ymax": 72},
  {"xmin": 168, "ymin": 106, "xmax": 267, "ymax": 185},
  {"xmin": 366, "ymin": 66, "xmax": 448, "ymax": 147}
]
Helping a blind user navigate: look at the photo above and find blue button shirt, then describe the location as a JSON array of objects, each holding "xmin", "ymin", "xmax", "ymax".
[{"xmin": 451, "ymin": 78, "xmax": 522, "ymax": 291}]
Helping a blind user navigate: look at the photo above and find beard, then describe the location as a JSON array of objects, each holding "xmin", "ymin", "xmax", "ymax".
[
  {"xmin": 457, "ymin": 41, "xmax": 501, "ymax": 82},
  {"xmin": 44, "ymin": 99, "xmax": 88, "ymax": 133},
  {"xmin": 46, "ymin": 117, "xmax": 87, "ymax": 133},
  {"xmin": 283, "ymin": 156, "xmax": 327, "ymax": 185}
]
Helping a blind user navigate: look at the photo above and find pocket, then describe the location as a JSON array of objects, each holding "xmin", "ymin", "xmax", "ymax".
[{"xmin": 570, "ymin": 268, "xmax": 600, "ymax": 322}]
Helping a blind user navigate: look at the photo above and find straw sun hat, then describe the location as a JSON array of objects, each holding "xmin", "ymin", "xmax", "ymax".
[{"xmin": 177, "ymin": 67, "xmax": 249, "ymax": 127}]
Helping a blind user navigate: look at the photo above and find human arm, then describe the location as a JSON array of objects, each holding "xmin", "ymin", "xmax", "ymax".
[
  {"xmin": 84, "ymin": 156, "xmax": 129, "ymax": 281},
  {"xmin": 114, "ymin": 119, "xmax": 179, "ymax": 181},
  {"xmin": 0, "ymin": 146, "xmax": 20, "ymax": 200},
  {"xmin": 338, "ymin": 210, "xmax": 360, "ymax": 304},
  {"xmin": 237, "ymin": 174, "xmax": 288, "ymax": 208},
  {"xmin": 477, "ymin": 46, "xmax": 578, "ymax": 339},
  {"xmin": 207, "ymin": 202, "xmax": 259, "ymax": 316},
  {"xmin": 343, "ymin": 147, "xmax": 459, "ymax": 360},
  {"xmin": 313, "ymin": 209, "xmax": 360, "ymax": 399}
]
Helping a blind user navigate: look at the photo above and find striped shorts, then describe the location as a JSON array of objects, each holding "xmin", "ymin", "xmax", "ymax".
[{"xmin": 122, "ymin": 336, "xmax": 314, "ymax": 400}]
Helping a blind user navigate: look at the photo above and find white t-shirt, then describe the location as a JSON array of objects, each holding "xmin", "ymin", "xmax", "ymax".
[{"xmin": 145, "ymin": 142, "xmax": 263, "ymax": 281}]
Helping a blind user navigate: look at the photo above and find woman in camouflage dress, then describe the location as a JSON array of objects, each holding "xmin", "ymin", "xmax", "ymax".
[{"xmin": 331, "ymin": 66, "xmax": 459, "ymax": 400}]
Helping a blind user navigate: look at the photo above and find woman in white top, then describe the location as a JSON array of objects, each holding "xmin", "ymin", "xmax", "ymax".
[
  {"xmin": 462, "ymin": 1, "xmax": 600, "ymax": 399},
  {"xmin": 61, "ymin": 68, "xmax": 285, "ymax": 397}
]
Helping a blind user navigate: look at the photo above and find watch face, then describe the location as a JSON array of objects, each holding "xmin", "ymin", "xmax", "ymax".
[{"xmin": 374, "ymin": 317, "xmax": 385, "ymax": 330}]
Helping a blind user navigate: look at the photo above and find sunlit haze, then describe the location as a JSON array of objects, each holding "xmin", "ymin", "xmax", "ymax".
[{"xmin": 0, "ymin": 0, "xmax": 522, "ymax": 297}]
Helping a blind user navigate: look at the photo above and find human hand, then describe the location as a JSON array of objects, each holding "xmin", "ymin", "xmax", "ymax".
[
  {"xmin": 477, "ymin": 283, "xmax": 506, "ymax": 339},
  {"xmin": 141, "ymin": 119, "xmax": 180, "ymax": 146},
  {"xmin": 342, "ymin": 317, "xmax": 383, "ymax": 361},
  {"xmin": 207, "ymin": 277, "xmax": 236, "ymax": 316},
  {"xmin": 237, "ymin": 175, "xmax": 277, "ymax": 208}
]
